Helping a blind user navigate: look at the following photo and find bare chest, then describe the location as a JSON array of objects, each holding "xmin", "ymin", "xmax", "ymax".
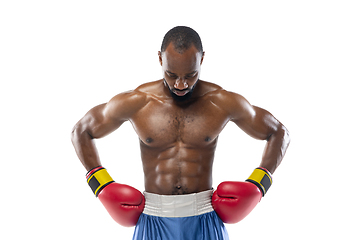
[{"xmin": 130, "ymin": 99, "xmax": 230, "ymax": 148}]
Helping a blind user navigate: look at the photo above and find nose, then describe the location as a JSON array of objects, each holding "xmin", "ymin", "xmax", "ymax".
[{"xmin": 174, "ymin": 78, "xmax": 188, "ymax": 90}]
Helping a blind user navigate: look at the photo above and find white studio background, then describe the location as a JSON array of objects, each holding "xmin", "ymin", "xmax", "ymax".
[{"xmin": 1, "ymin": 1, "xmax": 359, "ymax": 239}]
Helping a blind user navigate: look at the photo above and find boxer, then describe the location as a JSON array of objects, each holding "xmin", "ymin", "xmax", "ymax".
[{"xmin": 71, "ymin": 26, "xmax": 290, "ymax": 239}]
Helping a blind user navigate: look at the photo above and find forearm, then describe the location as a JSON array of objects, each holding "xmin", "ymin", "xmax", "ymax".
[
  {"xmin": 260, "ymin": 126, "xmax": 290, "ymax": 174},
  {"xmin": 71, "ymin": 125, "xmax": 101, "ymax": 171}
]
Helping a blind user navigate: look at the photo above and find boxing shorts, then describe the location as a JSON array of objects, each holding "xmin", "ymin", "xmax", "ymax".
[{"xmin": 132, "ymin": 190, "xmax": 229, "ymax": 240}]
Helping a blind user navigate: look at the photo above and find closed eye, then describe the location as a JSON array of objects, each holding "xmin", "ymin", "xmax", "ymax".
[
  {"xmin": 186, "ymin": 72, "xmax": 197, "ymax": 78},
  {"xmin": 166, "ymin": 71, "xmax": 197, "ymax": 79},
  {"xmin": 166, "ymin": 71, "xmax": 178, "ymax": 78}
]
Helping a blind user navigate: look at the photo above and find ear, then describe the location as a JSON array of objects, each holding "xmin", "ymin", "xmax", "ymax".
[
  {"xmin": 158, "ymin": 51, "xmax": 163, "ymax": 66},
  {"xmin": 200, "ymin": 51, "xmax": 205, "ymax": 65}
]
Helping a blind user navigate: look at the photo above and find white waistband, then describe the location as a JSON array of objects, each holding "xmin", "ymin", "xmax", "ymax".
[{"xmin": 143, "ymin": 190, "xmax": 214, "ymax": 218}]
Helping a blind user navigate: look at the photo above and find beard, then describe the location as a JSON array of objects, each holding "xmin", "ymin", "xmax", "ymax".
[{"xmin": 164, "ymin": 79, "xmax": 198, "ymax": 102}]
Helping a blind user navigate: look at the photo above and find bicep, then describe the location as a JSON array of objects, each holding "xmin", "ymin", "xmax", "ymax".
[
  {"xmin": 224, "ymin": 92, "xmax": 280, "ymax": 140},
  {"xmin": 79, "ymin": 103, "xmax": 125, "ymax": 139},
  {"xmin": 79, "ymin": 90, "xmax": 147, "ymax": 139},
  {"xmin": 232, "ymin": 105, "xmax": 281, "ymax": 140}
]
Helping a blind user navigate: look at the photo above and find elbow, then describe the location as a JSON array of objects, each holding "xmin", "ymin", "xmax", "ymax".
[
  {"xmin": 71, "ymin": 124, "xmax": 79, "ymax": 145},
  {"xmin": 281, "ymin": 126, "xmax": 291, "ymax": 161},
  {"xmin": 71, "ymin": 122, "xmax": 86, "ymax": 144},
  {"xmin": 268, "ymin": 124, "xmax": 291, "ymax": 146},
  {"xmin": 277, "ymin": 126, "xmax": 291, "ymax": 158},
  {"xmin": 276, "ymin": 125, "xmax": 290, "ymax": 144},
  {"xmin": 282, "ymin": 126, "xmax": 291, "ymax": 146},
  {"xmin": 267, "ymin": 125, "xmax": 290, "ymax": 143},
  {"xmin": 71, "ymin": 121, "xmax": 94, "ymax": 145}
]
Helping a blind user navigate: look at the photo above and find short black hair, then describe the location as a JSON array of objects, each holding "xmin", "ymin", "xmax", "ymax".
[{"xmin": 161, "ymin": 26, "xmax": 203, "ymax": 55}]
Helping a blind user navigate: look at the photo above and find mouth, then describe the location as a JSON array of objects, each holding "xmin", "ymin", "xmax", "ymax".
[{"xmin": 173, "ymin": 90, "xmax": 189, "ymax": 96}]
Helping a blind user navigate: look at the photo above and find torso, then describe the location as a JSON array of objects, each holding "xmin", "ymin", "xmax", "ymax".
[{"xmin": 129, "ymin": 80, "xmax": 231, "ymax": 195}]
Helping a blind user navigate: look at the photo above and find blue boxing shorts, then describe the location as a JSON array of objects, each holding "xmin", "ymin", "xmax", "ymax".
[{"xmin": 132, "ymin": 190, "xmax": 229, "ymax": 240}]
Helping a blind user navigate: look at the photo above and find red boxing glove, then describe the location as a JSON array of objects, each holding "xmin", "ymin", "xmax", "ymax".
[
  {"xmin": 212, "ymin": 181, "xmax": 261, "ymax": 223},
  {"xmin": 212, "ymin": 168, "xmax": 272, "ymax": 224},
  {"xmin": 86, "ymin": 166, "xmax": 145, "ymax": 227}
]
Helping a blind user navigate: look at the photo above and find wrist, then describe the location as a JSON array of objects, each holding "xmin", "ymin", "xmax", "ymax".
[
  {"xmin": 86, "ymin": 165, "xmax": 114, "ymax": 197},
  {"xmin": 246, "ymin": 167, "xmax": 273, "ymax": 196}
]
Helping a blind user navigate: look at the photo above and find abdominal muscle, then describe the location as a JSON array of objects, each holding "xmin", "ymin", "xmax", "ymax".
[{"xmin": 140, "ymin": 141, "xmax": 216, "ymax": 195}]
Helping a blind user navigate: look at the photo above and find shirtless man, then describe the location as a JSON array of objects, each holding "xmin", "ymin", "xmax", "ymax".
[{"xmin": 71, "ymin": 26, "xmax": 290, "ymax": 240}]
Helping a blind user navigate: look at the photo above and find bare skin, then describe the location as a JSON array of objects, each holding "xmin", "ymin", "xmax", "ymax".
[{"xmin": 71, "ymin": 42, "xmax": 290, "ymax": 195}]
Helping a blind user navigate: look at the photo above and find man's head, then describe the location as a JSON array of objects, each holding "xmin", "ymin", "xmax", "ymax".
[
  {"xmin": 160, "ymin": 26, "xmax": 203, "ymax": 55},
  {"xmin": 159, "ymin": 26, "xmax": 205, "ymax": 102}
]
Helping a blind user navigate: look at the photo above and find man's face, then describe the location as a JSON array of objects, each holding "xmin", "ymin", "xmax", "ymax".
[{"xmin": 158, "ymin": 42, "xmax": 204, "ymax": 102}]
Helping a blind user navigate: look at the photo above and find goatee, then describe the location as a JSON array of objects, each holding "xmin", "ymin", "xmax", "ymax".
[{"xmin": 164, "ymin": 79, "xmax": 198, "ymax": 102}]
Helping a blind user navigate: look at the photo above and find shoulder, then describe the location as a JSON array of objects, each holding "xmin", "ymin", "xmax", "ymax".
[
  {"xmin": 200, "ymin": 81, "xmax": 245, "ymax": 105},
  {"xmin": 104, "ymin": 80, "xmax": 165, "ymax": 120},
  {"xmin": 196, "ymin": 80, "xmax": 246, "ymax": 101},
  {"xmin": 195, "ymin": 80, "xmax": 223, "ymax": 97},
  {"xmin": 134, "ymin": 79, "xmax": 165, "ymax": 98},
  {"xmin": 109, "ymin": 80, "xmax": 163, "ymax": 105},
  {"xmin": 203, "ymin": 85, "xmax": 254, "ymax": 120},
  {"xmin": 102, "ymin": 84, "xmax": 151, "ymax": 121},
  {"xmin": 108, "ymin": 89, "xmax": 147, "ymax": 109}
]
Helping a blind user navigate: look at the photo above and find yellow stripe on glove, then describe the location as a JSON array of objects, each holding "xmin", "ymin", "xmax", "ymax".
[
  {"xmin": 246, "ymin": 168, "xmax": 273, "ymax": 196},
  {"xmin": 87, "ymin": 167, "xmax": 114, "ymax": 197}
]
